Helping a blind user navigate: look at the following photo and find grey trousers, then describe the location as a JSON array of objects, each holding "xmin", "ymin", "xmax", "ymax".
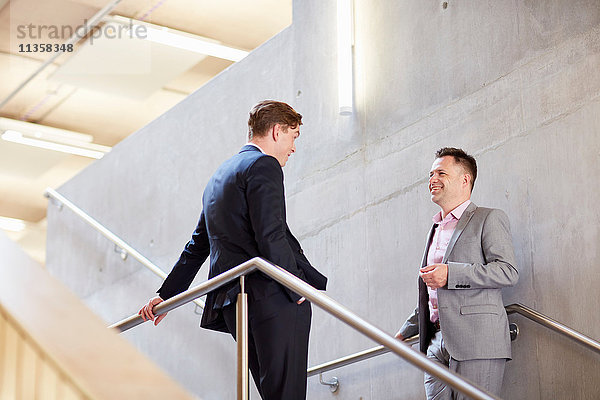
[{"xmin": 424, "ymin": 330, "xmax": 506, "ymax": 400}]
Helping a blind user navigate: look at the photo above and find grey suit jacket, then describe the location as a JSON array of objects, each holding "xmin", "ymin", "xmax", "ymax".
[{"xmin": 399, "ymin": 202, "xmax": 519, "ymax": 361}]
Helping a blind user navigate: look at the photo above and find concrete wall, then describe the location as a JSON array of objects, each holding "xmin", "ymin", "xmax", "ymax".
[{"xmin": 46, "ymin": 1, "xmax": 600, "ymax": 399}]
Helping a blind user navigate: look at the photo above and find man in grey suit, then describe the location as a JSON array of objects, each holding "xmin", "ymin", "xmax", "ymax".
[{"xmin": 395, "ymin": 147, "xmax": 518, "ymax": 399}]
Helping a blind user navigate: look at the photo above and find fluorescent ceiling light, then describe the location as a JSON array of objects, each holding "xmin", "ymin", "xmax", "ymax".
[
  {"xmin": 337, "ymin": 0, "xmax": 354, "ymax": 115},
  {"xmin": 0, "ymin": 117, "xmax": 94, "ymax": 144},
  {"xmin": 2, "ymin": 131, "xmax": 109, "ymax": 159},
  {"xmin": 0, "ymin": 216, "xmax": 26, "ymax": 232},
  {"xmin": 110, "ymin": 16, "xmax": 249, "ymax": 62},
  {"xmin": 0, "ymin": 118, "xmax": 111, "ymax": 159},
  {"xmin": 145, "ymin": 26, "xmax": 248, "ymax": 62}
]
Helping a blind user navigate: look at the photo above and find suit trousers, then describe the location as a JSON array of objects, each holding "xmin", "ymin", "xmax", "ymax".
[
  {"xmin": 222, "ymin": 286, "xmax": 312, "ymax": 400},
  {"xmin": 424, "ymin": 330, "xmax": 506, "ymax": 400}
]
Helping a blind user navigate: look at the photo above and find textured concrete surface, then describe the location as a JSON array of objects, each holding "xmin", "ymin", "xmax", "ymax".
[{"xmin": 46, "ymin": 0, "xmax": 600, "ymax": 399}]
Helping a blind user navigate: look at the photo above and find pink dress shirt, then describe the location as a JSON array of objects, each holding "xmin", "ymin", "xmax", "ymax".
[{"xmin": 427, "ymin": 200, "xmax": 471, "ymax": 323}]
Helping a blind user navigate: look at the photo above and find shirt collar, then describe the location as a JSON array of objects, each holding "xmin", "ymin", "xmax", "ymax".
[
  {"xmin": 432, "ymin": 199, "xmax": 471, "ymax": 224},
  {"xmin": 245, "ymin": 142, "xmax": 266, "ymax": 154}
]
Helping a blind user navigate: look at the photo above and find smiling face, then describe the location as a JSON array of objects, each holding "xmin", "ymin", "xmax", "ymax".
[
  {"xmin": 273, "ymin": 124, "xmax": 299, "ymax": 167},
  {"xmin": 429, "ymin": 156, "xmax": 472, "ymax": 215}
]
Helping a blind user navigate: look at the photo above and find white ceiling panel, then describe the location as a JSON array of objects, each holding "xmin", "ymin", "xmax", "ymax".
[
  {"xmin": 0, "ymin": 140, "xmax": 67, "ymax": 180},
  {"xmin": 49, "ymin": 21, "xmax": 207, "ymax": 99}
]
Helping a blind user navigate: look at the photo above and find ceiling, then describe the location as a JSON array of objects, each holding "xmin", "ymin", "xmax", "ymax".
[{"xmin": 0, "ymin": 0, "xmax": 291, "ymax": 263}]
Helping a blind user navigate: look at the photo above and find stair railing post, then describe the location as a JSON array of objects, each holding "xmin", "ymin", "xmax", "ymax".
[{"xmin": 236, "ymin": 275, "xmax": 249, "ymax": 400}]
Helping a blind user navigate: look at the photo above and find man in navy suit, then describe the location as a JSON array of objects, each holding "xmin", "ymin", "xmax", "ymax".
[{"xmin": 139, "ymin": 100, "xmax": 327, "ymax": 400}]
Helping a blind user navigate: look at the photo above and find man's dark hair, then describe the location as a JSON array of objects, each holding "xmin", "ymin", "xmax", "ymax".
[
  {"xmin": 248, "ymin": 100, "xmax": 303, "ymax": 140},
  {"xmin": 435, "ymin": 147, "xmax": 477, "ymax": 191}
]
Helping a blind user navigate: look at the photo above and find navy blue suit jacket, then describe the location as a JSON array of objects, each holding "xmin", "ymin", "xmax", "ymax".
[{"xmin": 158, "ymin": 145, "xmax": 327, "ymax": 332}]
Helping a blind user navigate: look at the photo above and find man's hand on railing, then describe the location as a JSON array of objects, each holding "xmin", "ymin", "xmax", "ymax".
[{"xmin": 139, "ymin": 296, "xmax": 168, "ymax": 326}]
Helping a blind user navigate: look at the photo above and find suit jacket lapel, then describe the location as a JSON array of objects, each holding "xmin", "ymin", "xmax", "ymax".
[
  {"xmin": 421, "ymin": 224, "xmax": 438, "ymax": 267},
  {"xmin": 442, "ymin": 202, "xmax": 477, "ymax": 263}
]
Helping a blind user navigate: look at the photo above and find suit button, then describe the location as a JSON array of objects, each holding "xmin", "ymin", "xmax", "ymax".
[
  {"xmin": 298, "ymin": 249, "xmax": 304, "ymax": 255},
  {"xmin": 466, "ymin": 285, "xmax": 471, "ymax": 288}
]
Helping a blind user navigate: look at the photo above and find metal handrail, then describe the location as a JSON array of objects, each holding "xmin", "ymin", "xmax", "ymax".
[
  {"xmin": 307, "ymin": 335, "xmax": 419, "ymax": 377},
  {"xmin": 110, "ymin": 257, "xmax": 499, "ymax": 400},
  {"xmin": 308, "ymin": 303, "xmax": 600, "ymax": 381},
  {"xmin": 44, "ymin": 187, "xmax": 205, "ymax": 309},
  {"xmin": 43, "ymin": 187, "xmax": 598, "ymax": 396},
  {"xmin": 506, "ymin": 303, "xmax": 600, "ymax": 354}
]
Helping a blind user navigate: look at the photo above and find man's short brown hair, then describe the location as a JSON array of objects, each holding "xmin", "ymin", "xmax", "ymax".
[
  {"xmin": 435, "ymin": 147, "xmax": 477, "ymax": 191},
  {"xmin": 248, "ymin": 100, "xmax": 303, "ymax": 140}
]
